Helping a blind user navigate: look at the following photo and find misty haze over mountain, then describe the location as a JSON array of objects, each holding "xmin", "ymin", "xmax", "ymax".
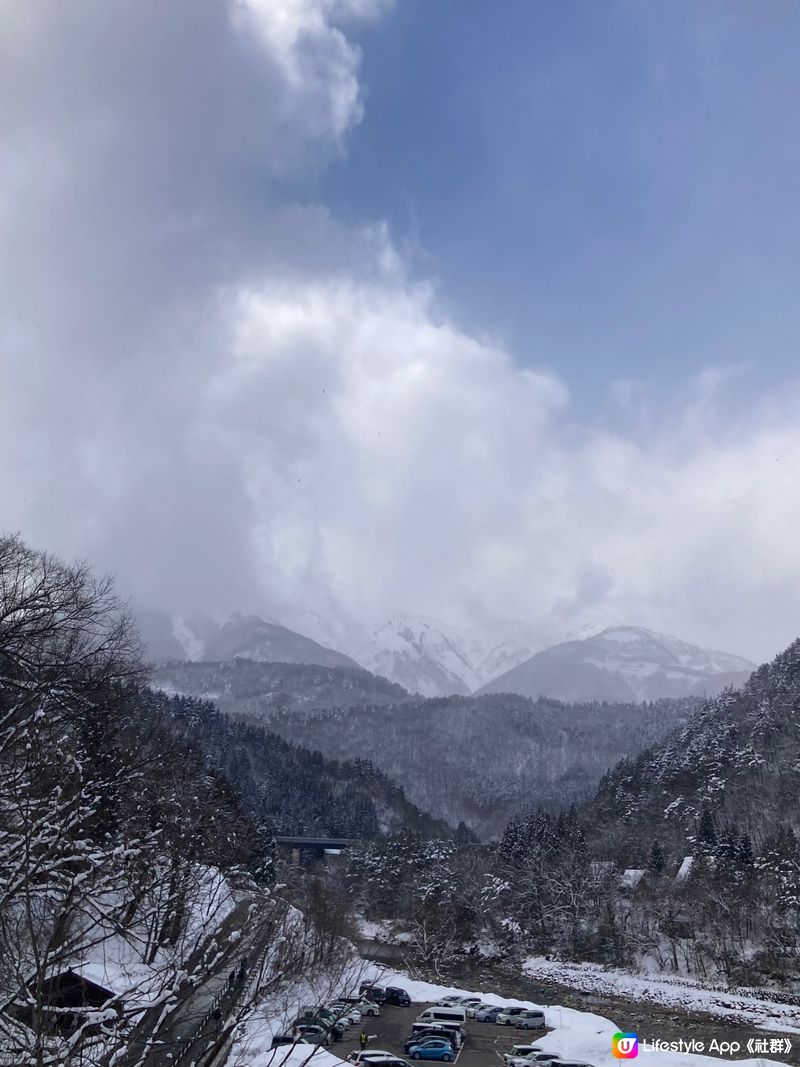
[
  {"xmin": 140, "ymin": 606, "xmax": 755, "ymax": 702},
  {"xmin": 4, "ymin": 3, "xmax": 800, "ymax": 667}
]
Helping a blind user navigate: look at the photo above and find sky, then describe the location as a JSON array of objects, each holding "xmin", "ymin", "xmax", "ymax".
[{"xmin": 2, "ymin": 0, "xmax": 800, "ymax": 662}]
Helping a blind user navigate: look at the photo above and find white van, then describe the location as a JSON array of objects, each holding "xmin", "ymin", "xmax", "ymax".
[{"xmin": 416, "ymin": 1006, "xmax": 467, "ymax": 1025}]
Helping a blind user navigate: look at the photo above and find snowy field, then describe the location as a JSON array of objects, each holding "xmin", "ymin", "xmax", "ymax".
[
  {"xmin": 523, "ymin": 958, "xmax": 800, "ymax": 1035},
  {"xmin": 232, "ymin": 966, "xmax": 792, "ymax": 1067}
]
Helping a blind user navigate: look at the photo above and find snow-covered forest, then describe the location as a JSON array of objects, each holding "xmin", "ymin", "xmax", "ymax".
[
  {"xmin": 341, "ymin": 641, "xmax": 800, "ymax": 986},
  {"xmin": 0, "ymin": 536, "xmax": 379, "ymax": 1064}
]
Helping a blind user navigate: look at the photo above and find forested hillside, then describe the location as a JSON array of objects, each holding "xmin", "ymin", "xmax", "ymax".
[
  {"xmin": 0, "ymin": 537, "xmax": 272, "ymax": 1063},
  {"xmin": 151, "ymin": 686, "xmax": 448, "ymax": 838},
  {"xmin": 589, "ymin": 637, "xmax": 800, "ymax": 858},
  {"xmin": 0, "ymin": 535, "xmax": 439, "ymax": 1063},
  {"xmin": 345, "ymin": 640, "xmax": 800, "ymax": 985},
  {"xmin": 152, "ymin": 658, "xmax": 408, "ymax": 715},
  {"xmin": 262, "ymin": 693, "xmax": 698, "ymax": 837}
]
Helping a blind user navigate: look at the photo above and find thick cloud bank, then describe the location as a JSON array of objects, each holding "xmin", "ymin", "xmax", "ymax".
[{"xmin": 1, "ymin": 1, "xmax": 799, "ymax": 661}]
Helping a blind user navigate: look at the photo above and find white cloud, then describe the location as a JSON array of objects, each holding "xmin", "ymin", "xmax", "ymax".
[{"xmin": 1, "ymin": 0, "xmax": 799, "ymax": 665}]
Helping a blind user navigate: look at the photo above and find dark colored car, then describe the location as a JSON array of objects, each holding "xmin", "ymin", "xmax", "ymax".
[
  {"xmin": 385, "ymin": 986, "xmax": 412, "ymax": 1006},
  {"xmin": 359, "ymin": 984, "xmax": 387, "ymax": 1004},
  {"xmin": 293, "ymin": 1025, "xmax": 331, "ymax": 1046},
  {"xmin": 272, "ymin": 1034, "xmax": 310, "ymax": 1047},
  {"xmin": 407, "ymin": 1027, "xmax": 461, "ymax": 1049},
  {"xmin": 293, "ymin": 1015, "xmax": 345, "ymax": 1041}
]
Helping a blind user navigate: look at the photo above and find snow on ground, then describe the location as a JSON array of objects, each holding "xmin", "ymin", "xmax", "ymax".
[
  {"xmin": 231, "ymin": 959, "xmax": 793, "ymax": 1067},
  {"xmin": 356, "ymin": 967, "xmax": 790, "ymax": 1067},
  {"xmin": 357, "ymin": 918, "xmax": 412, "ymax": 944},
  {"xmin": 230, "ymin": 953, "xmax": 375, "ymax": 1067},
  {"xmin": 523, "ymin": 958, "xmax": 800, "ymax": 1035}
]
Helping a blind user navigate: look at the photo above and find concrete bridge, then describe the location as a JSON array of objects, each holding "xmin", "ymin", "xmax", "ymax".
[{"xmin": 273, "ymin": 836, "xmax": 357, "ymax": 864}]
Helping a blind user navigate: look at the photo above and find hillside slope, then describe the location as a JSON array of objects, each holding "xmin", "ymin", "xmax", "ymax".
[
  {"xmin": 147, "ymin": 686, "xmax": 448, "ymax": 838},
  {"xmin": 138, "ymin": 609, "xmax": 360, "ymax": 670},
  {"xmin": 260, "ymin": 693, "xmax": 697, "ymax": 837},
  {"xmin": 152, "ymin": 658, "xmax": 408, "ymax": 716},
  {"xmin": 479, "ymin": 626, "xmax": 754, "ymax": 702},
  {"xmin": 589, "ymin": 636, "xmax": 800, "ymax": 859}
]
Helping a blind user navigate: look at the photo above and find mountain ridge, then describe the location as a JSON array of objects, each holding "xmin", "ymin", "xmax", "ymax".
[{"xmin": 478, "ymin": 624, "xmax": 755, "ymax": 702}]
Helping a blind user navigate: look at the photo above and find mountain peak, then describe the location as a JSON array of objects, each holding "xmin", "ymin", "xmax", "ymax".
[
  {"xmin": 137, "ymin": 609, "xmax": 359, "ymax": 671},
  {"xmin": 478, "ymin": 625, "xmax": 755, "ymax": 703}
]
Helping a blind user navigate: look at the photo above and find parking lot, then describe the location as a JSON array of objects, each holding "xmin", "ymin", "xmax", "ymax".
[{"xmin": 340, "ymin": 1003, "xmax": 553, "ymax": 1067}]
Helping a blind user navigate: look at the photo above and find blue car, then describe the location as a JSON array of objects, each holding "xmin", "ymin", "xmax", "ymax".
[{"xmin": 408, "ymin": 1039, "xmax": 455, "ymax": 1062}]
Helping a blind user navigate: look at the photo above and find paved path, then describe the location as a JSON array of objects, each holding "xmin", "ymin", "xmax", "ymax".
[{"xmin": 116, "ymin": 897, "xmax": 275, "ymax": 1067}]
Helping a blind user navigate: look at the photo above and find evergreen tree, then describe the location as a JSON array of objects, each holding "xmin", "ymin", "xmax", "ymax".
[
  {"xmin": 736, "ymin": 833, "xmax": 754, "ymax": 868},
  {"xmin": 646, "ymin": 839, "xmax": 666, "ymax": 874},
  {"xmin": 696, "ymin": 808, "xmax": 717, "ymax": 853}
]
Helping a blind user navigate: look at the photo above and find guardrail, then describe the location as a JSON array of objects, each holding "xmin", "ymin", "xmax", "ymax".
[{"xmin": 170, "ymin": 932, "xmax": 273, "ymax": 1067}]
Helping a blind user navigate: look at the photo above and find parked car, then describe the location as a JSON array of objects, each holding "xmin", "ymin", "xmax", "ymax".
[
  {"xmin": 359, "ymin": 984, "xmax": 387, "ymax": 1004},
  {"xmin": 504, "ymin": 1045, "xmax": 543, "ymax": 1064},
  {"xmin": 407, "ymin": 1039, "xmax": 455, "ymax": 1062},
  {"xmin": 474, "ymin": 1005, "xmax": 504, "ymax": 1023},
  {"xmin": 508, "ymin": 1054, "xmax": 561, "ymax": 1067},
  {"xmin": 329, "ymin": 1002, "xmax": 361, "ymax": 1024},
  {"xmin": 385, "ymin": 986, "xmax": 412, "ymax": 1006},
  {"xmin": 459, "ymin": 998, "xmax": 482, "ymax": 1011},
  {"xmin": 404, "ymin": 1035, "xmax": 454, "ymax": 1055},
  {"xmin": 416, "ymin": 1007, "xmax": 467, "ymax": 1026},
  {"xmin": 465, "ymin": 1001, "xmax": 488, "ymax": 1018},
  {"xmin": 515, "ymin": 1010, "xmax": 546, "ymax": 1030},
  {"xmin": 293, "ymin": 1015, "xmax": 344, "ymax": 1041},
  {"xmin": 496, "ymin": 1007, "xmax": 527, "ymax": 1025},
  {"xmin": 557, "ymin": 1061, "xmax": 594, "ymax": 1067},
  {"xmin": 407, "ymin": 1026, "xmax": 460, "ymax": 1049},
  {"xmin": 359, "ymin": 999, "xmax": 382, "ymax": 1017},
  {"xmin": 294, "ymin": 1024, "xmax": 332, "ymax": 1046},
  {"xmin": 349, "ymin": 1059, "xmax": 409, "ymax": 1067},
  {"xmin": 272, "ymin": 1034, "xmax": 311, "ymax": 1047},
  {"xmin": 409, "ymin": 1023, "xmax": 464, "ymax": 1048}
]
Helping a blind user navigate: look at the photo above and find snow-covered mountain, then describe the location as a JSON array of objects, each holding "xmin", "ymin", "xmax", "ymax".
[
  {"xmin": 477, "ymin": 625, "xmax": 756, "ymax": 703},
  {"xmin": 347, "ymin": 614, "xmax": 536, "ymax": 697},
  {"xmin": 136, "ymin": 609, "xmax": 359, "ymax": 670}
]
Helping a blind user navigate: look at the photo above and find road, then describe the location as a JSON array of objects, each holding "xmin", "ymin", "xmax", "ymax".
[{"xmin": 116, "ymin": 897, "xmax": 275, "ymax": 1067}]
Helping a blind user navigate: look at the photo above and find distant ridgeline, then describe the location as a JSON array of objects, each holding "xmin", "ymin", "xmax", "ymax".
[
  {"xmin": 256, "ymin": 692, "xmax": 700, "ymax": 838},
  {"xmin": 152, "ymin": 658, "xmax": 408, "ymax": 714}
]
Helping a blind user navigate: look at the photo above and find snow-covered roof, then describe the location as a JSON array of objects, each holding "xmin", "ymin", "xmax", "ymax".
[
  {"xmin": 620, "ymin": 868, "xmax": 646, "ymax": 889},
  {"xmin": 675, "ymin": 856, "xmax": 694, "ymax": 881}
]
